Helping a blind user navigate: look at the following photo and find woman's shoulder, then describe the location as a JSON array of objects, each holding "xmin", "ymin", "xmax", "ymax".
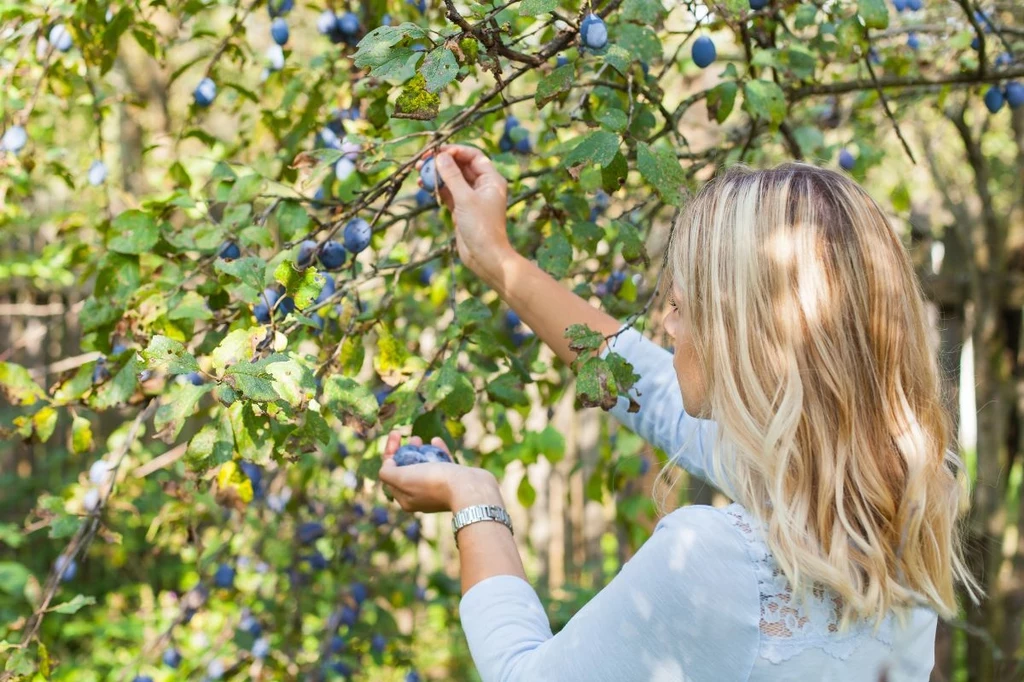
[
  {"xmin": 653, "ymin": 502, "xmax": 761, "ymax": 555},
  {"xmin": 660, "ymin": 503, "xmax": 939, "ymax": 669}
]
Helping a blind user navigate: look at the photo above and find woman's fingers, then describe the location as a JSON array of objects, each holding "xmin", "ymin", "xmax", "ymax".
[
  {"xmin": 383, "ymin": 430, "xmax": 402, "ymax": 459},
  {"xmin": 433, "ymin": 153, "xmax": 473, "ymax": 201},
  {"xmin": 440, "ymin": 145, "xmax": 498, "ymax": 185},
  {"xmin": 431, "ymin": 436, "xmax": 450, "ymax": 453},
  {"xmin": 409, "ymin": 436, "xmax": 423, "ymax": 446}
]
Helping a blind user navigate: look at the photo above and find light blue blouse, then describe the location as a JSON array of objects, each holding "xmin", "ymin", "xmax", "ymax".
[{"xmin": 459, "ymin": 327, "xmax": 938, "ymax": 681}]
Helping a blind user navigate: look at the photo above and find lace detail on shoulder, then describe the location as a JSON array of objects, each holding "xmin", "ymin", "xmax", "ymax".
[{"xmin": 720, "ymin": 503, "xmax": 894, "ymax": 665}]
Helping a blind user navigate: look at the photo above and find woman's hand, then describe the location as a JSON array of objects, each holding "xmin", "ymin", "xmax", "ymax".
[
  {"xmin": 378, "ymin": 431, "xmax": 504, "ymax": 513},
  {"xmin": 416, "ymin": 145, "xmax": 517, "ymax": 285}
]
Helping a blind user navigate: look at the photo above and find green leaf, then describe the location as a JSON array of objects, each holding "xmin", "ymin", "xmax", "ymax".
[
  {"xmin": 266, "ymin": 358, "xmax": 312, "ymax": 407},
  {"xmin": 323, "ymin": 376, "xmax": 379, "ymax": 425},
  {"xmin": 794, "ymin": 4, "xmax": 818, "ymax": 29},
  {"xmin": 229, "ymin": 173, "xmax": 263, "ymax": 203},
  {"xmin": 50, "ymin": 594, "xmax": 96, "ymax": 615},
  {"xmin": 455, "ymin": 298, "xmax": 492, "ymax": 327},
  {"xmin": 142, "ymin": 336, "xmax": 200, "ymax": 375},
  {"xmin": 890, "ymin": 183, "xmax": 911, "ymax": 213},
  {"xmin": 3, "ymin": 646, "xmax": 33, "ymax": 675},
  {"xmin": 108, "ymin": 210, "xmax": 159, "ymax": 254},
  {"xmin": 54, "ymin": 365, "xmax": 94, "ymax": 405},
  {"xmin": 184, "ymin": 414, "xmax": 235, "ymax": 472},
  {"xmin": 618, "ymin": 25, "xmax": 662, "ymax": 63},
  {"xmin": 353, "ymin": 23, "xmax": 429, "ymax": 68},
  {"xmin": 439, "ymin": 374, "xmax": 475, "ymax": 418},
  {"xmin": 274, "ymin": 261, "xmax": 323, "ymax": 310},
  {"xmin": 0, "ymin": 362, "xmax": 46, "ymax": 406},
  {"xmin": 486, "ymin": 373, "xmax": 529, "ymax": 407},
  {"xmin": 602, "ymin": 45, "xmax": 633, "ymax": 75},
  {"xmin": 211, "ymin": 328, "xmax": 265, "ymax": 373},
  {"xmin": 339, "ymin": 336, "xmax": 366, "ymax": 375},
  {"xmin": 216, "ymin": 256, "xmax": 268, "ymax": 302},
  {"xmin": 155, "ymin": 382, "xmax": 212, "ymax": 441},
  {"xmin": 92, "ymin": 355, "xmax": 141, "ymax": 410},
  {"xmin": 858, "ymin": 0, "xmax": 889, "ymax": 29},
  {"xmin": 420, "ymin": 48, "xmax": 459, "ymax": 93},
  {"xmin": 424, "ymin": 357, "xmax": 459, "ymax": 408},
  {"xmin": 565, "ymin": 324, "xmax": 605, "ymax": 354},
  {"xmin": 80, "ymin": 298, "xmax": 122, "ymax": 334},
  {"xmin": 71, "ymin": 416, "xmax": 94, "ymax": 454},
  {"xmin": 601, "ymin": 152, "xmax": 629, "ymax": 193},
  {"xmin": 167, "ymin": 291, "xmax": 213, "ymax": 321},
  {"xmin": 49, "ymin": 515, "xmax": 80, "ymax": 539},
  {"xmin": 597, "ymin": 109, "xmax": 628, "ymax": 133},
  {"xmin": 606, "ymin": 352, "xmax": 640, "ymax": 398},
  {"xmin": 537, "ymin": 229, "xmax": 572, "ymax": 278},
  {"xmin": 95, "ymin": 253, "xmax": 142, "ymax": 306},
  {"xmin": 374, "ymin": 325, "xmax": 414, "ymax": 381},
  {"xmin": 381, "ymin": 382, "xmax": 424, "ymax": 430},
  {"xmin": 0, "ymin": 524, "xmax": 25, "ymax": 549},
  {"xmin": 32, "ymin": 407, "xmax": 57, "ymax": 443},
  {"xmin": 622, "ymin": 0, "xmax": 665, "ymax": 24},
  {"xmin": 636, "ymin": 142, "xmax": 686, "ymax": 206},
  {"xmin": 742, "ymin": 79, "xmax": 787, "ymax": 127},
  {"xmin": 707, "ymin": 81, "xmax": 738, "ymax": 124},
  {"xmin": 563, "ymin": 131, "xmax": 621, "ymax": 171},
  {"xmin": 276, "ymin": 201, "xmax": 311, "ymax": 242},
  {"xmin": 518, "ymin": 0, "xmax": 557, "ymax": 14},
  {"xmin": 517, "ymin": 476, "xmax": 536, "ymax": 507},
  {"xmin": 225, "ymin": 354, "xmax": 288, "ymax": 402},
  {"xmin": 0, "ymin": 562, "xmax": 30, "ymax": 596},
  {"xmin": 368, "ymin": 47, "xmax": 421, "ymax": 83},
  {"xmin": 575, "ymin": 356, "xmax": 618, "ymax": 410},
  {"xmin": 528, "ymin": 425, "xmax": 566, "ymax": 463},
  {"xmin": 535, "ymin": 65, "xmax": 574, "ymax": 108},
  {"xmin": 613, "ymin": 220, "xmax": 648, "ymax": 265}
]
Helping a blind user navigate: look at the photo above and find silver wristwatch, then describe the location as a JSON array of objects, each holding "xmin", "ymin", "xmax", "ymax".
[{"xmin": 451, "ymin": 504, "xmax": 513, "ymax": 546}]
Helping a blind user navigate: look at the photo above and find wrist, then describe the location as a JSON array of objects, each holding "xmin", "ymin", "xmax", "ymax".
[
  {"xmin": 448, "ymin": 469, "xmax": 503, "ymax": 512},
  {"xmin": 478, "ymin": 248, "xmax": 527, "ymax": 294}
]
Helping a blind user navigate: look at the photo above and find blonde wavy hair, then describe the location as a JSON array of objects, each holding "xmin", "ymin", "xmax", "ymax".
[{"xmin": 668, "ymin": 163, "xmax": 979, "ymax": 627}]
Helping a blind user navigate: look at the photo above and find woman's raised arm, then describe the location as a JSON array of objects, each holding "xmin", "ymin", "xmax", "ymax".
[
  {"xmin": 425, "ymin": 146, "xmax": 722, "ymax": 489},
  {"xmin": 424, "ymin": 144, "xmax": 622, "ymax": 364}
]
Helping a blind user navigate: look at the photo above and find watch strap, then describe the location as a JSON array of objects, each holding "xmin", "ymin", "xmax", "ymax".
[{"xmin": 451, "ymin": 504, "xmax": 513, "ymax": 546}]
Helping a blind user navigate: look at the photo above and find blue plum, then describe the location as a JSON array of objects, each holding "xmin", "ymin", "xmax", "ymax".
[
  {"xmin": 319, "ymin": 240, "xmax": 347, "ymax": 269},
  {"xmin": 838, "ymin": 148, "xmax": 856, "ymax": 171},
  {"xmin": 984, "ymin": 85, "xmax": 1005, "ymax": 113},
  {"xmin": 296, "ymin": 239, "xmax": 318, "ymax": 267},
  {"xmin": 219, "ymin": 241, "xmax": 241, "ymax": 259},
  {"xmin": 1, "ymin": 125, "xmax": 28, "ymax": 154},
  {"xmin": 194, "ymin": 78, "xmax": 217, "ymax": 107},
  {"xmin": 692, "ymin": 36, "xmax": 716, "ymax": 68},
  {"xmin": 420, "ymin": 156, "xmax": 442, "ymax": 191},
  {"xmin": 1007, "ymin": 82, "xmax": 1024, "ymax": 109},
  {"xmin": 213, "ymin": 563, "xmax": 235, "ymax": 588},
  {"xmin": 580, "ymin": 14, "xmax": 608, "ymax": 50},
  {"xmin": 343, "ymin": 218, "xmax": 372, "ymax": 254},
  {"xmin": 271, "ymin": 17, "xmax": 289, "ymax": 45},
  {"xmin": 297, "ymin": 521, "xmax": 325, "ymax": 545},
  {"xmin": 162, "ymin": 648, "xmax": 182, "ymax": 669}
]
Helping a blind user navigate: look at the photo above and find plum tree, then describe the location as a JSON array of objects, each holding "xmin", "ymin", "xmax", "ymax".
[{"xmin": 3, "ymin": 0, "xmax": 1022, "ymax": 680}]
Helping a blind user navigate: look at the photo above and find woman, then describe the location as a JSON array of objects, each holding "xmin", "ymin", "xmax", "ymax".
[{"xmin": 377, "ymin": 146, "xmax": 978, "ymax": 681}]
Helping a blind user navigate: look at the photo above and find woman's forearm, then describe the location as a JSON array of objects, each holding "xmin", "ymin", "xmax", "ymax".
[
  {"xmin": 451, "ymin": 472, "xmax": 527, "ymax": 595},
  {"xmin": 482, "ymin": 253, "xmax": 623, "ymax": 366}
]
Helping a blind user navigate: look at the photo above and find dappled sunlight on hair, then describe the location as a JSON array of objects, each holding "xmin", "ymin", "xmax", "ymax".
[{"xmin": 667, "ymin": 162, "xmax": 979, "ymax": 628}]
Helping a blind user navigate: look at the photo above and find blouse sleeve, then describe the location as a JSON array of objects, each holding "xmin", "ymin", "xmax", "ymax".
[
  {"xmin": 458, "ymin": 505, "xmax": 760, "ymax": 682},
  {"xmin": 600, "ymin": 326, "xmax": 724, "ymax": 491}
]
